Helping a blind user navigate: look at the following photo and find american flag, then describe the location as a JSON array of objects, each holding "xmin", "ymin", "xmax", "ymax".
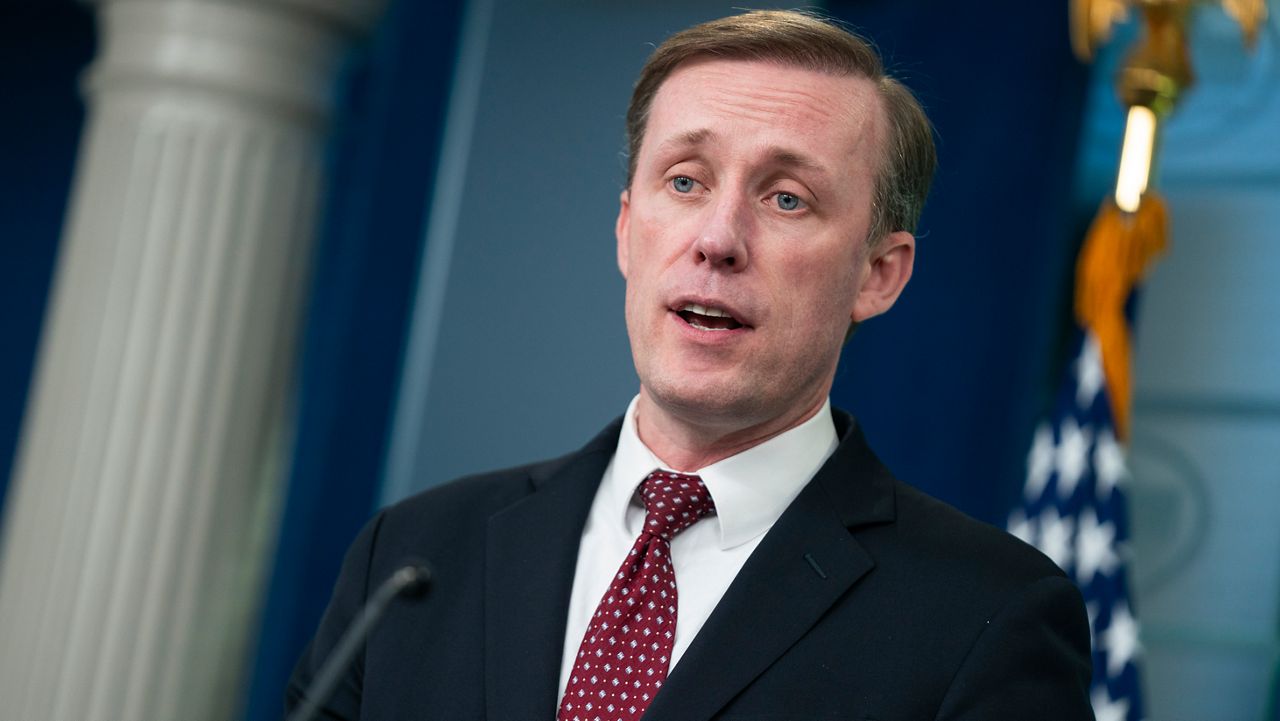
[{"xmin": 1008, "ymin": 328, "xmax": 1145, "ymax": 721}]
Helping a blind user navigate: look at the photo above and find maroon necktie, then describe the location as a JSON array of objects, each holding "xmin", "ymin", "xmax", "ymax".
[{"xmin": 558, "ymin": 470, "xmax": 717, "ymax": 721}]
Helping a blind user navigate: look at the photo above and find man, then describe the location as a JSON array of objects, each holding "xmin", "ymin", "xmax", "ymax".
[{"xmin": 289, "ymin": 10, "xmax": 1094, "ymax": 720}]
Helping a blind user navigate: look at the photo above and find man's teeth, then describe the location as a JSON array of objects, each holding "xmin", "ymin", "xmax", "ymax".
[
  {"xmin": 677, "ymin": 303, "xmax": 741, "ymax": 331},
  {"xmin": 680, "ymin": 303, "xmax": 732, "ymax": 318}
]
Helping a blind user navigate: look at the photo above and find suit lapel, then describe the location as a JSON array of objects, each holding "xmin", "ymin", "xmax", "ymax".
[
  {"xmin": 484, "ymin": 420, "xmax": 621, "ymax": 720},
  {"xmin": 642, "ymin": 414, "xmax": 898, "ymax": 721}
]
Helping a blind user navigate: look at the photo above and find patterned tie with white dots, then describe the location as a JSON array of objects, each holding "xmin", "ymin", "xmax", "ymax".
[{"xmin": 557, "ymin": 470, "xmax": 717, "ymax": 721}]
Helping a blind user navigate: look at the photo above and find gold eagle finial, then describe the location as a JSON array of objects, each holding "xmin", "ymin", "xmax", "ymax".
[
  {"xmin": 1071, "ymin": 0, "xmax": 1269, "ymax": 63},
  {"xmin": 1222, "ymin": 0, "xmax": 1268, "ymax": 47}
]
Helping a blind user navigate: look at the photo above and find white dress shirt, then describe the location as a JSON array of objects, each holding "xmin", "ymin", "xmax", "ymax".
[{"xmin": 557, "ymin": 395, "xmax": 839, "ymax": 700}]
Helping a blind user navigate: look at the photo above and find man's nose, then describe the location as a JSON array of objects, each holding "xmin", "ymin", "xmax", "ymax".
[{"xmin": 691, "ymin": 192, "xmax": 751, "ymax": 271}]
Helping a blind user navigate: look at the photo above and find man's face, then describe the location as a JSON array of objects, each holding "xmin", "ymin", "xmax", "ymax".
[{"xmin": 617, "ymin": 58, "xmax": 913, "ymax": 433}]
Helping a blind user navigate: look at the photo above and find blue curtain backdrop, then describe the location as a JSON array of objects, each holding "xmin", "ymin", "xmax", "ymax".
[
  {"xmin": 826, "ymin": 0, "xmax": 1091, "ymax": 525},
  {"xmin": 0, "ymin": 3, "xmax": 95, "ymax": 519},
  {"xmin": 239, "ymin": 2, "xmax": 465, "ymax": 719}
]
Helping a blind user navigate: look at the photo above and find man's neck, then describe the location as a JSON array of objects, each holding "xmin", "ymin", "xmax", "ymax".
[{"xmin": 633, "ymin": 390, "xmax": 829, "ymax": 472}]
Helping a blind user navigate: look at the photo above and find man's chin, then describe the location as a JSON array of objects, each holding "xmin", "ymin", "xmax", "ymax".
[{"xmin": 640, "ymin": 376, "xmax": 767, "ymax": 428}]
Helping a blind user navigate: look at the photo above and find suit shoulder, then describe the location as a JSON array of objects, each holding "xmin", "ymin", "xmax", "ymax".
[
  {"xmin": 882, "ymin": 480, "xmax": 1068, "ymax": 592},
  {"xmin": 345, "ymin": 447, "xmax": 599, "ymax": 576},
  {"xmin": 380, "ymin": 416, "xmax": 622, "ymax": 528},
  {"xmin": 379, "ymin": 449, "xmax": 582, "ymax": 527}
]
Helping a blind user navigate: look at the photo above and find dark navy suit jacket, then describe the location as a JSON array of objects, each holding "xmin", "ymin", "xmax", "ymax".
[{"xmin": 288, "ymin": 409, "xmax": 1094, "ymax": 720}]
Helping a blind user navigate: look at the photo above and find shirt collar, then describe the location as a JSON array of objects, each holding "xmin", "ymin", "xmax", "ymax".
[{"xmin": 602, "ymin": 395, "xmax": 839, "ymax": 550}]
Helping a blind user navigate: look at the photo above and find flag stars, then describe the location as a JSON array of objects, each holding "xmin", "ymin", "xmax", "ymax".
[
  {"xmin": 1074, "ymin": 507, "xmax": 1119, "ymax": 584},
  {"xmin": 1007, "ymin": 509, "xmax": 1036, "ymax": 546},
  {"xmin": 1102, "ymin": 602, "xmax": 1141, "ymax": 677},
  {"xmin": 1037, "ymin": 507, "xmax": 1075, "ymax": 571},
  {"xmin": 1091, "ymin": 687, "xmax": 1129, "ymax": 721},
  {"xmin": 1013, "ymin": 334, "xmax": 1144, "ymax": 721},
  {"xmin": 1025, "ymin": 423, "xmax": 1055, "ymax": 502},
  {"xmin": 1093, "ymin": 429, "xmax": 1127, "ymax": 501},
  {"xmin": 1076, "ymin": 334, "xmax": 1105, "ymax": 409},
  {"xmin": 1055, "ymin": 417, "xmax": 1092, "ymax": 499}
]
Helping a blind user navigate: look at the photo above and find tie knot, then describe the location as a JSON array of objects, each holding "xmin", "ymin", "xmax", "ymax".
[{"xmin": 640, "ymin": 470, "xmax": 716, "ymax": 541}]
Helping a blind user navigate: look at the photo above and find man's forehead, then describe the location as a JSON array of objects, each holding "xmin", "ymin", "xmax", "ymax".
[
  {"xmin": 643, "ymin": 59, "xmax": 884, "ymax": 169},
  {"xmin": 664, "ymin": 58, "xmax": 873, "ymax": 107},
  {"xmin": 654, "ymin": 127, "xmax": 835, "ymax": 177}
]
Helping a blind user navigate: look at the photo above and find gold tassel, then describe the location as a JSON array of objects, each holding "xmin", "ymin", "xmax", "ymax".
[{"xmin": 1073, "ymin": 195, "xmax": 1169, "ymax": 441}]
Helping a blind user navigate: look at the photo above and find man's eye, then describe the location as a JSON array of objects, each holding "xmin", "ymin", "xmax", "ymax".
[
  {"xmin": 775, "ymin": 192, "xmax": 803, "ymax": 211},
  {"xmin": 671, "ymin": 176, "xmax": 695, "ymax": 193}
]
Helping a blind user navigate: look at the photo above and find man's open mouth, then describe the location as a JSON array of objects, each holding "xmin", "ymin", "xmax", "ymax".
[{"xmin": 675, "ymin": 303, "xmax": 744, "ymax": 331}]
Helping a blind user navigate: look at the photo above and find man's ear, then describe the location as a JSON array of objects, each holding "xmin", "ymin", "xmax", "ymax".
[
  {"xmin": 852, "ymin": 230, "xmax": 915, "ymax": 322},
  {"xmin": 615, "ymin": 189, "xmax": 631, "ymax": 278}
]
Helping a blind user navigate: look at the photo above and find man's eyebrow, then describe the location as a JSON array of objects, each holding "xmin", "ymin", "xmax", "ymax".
[
  {"xmin": 656, "ymin": 128, "xmax": 715, "ymax": 154},
  {"xmin": 657, "ymin": 131, "xmax": 829, "ymax": 171},
  {"xmin": 767, "ymin": 148, "xmax": 831, "ymax": 177}
]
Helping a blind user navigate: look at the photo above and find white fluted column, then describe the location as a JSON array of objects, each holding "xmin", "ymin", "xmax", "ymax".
[{"xmin": 0, "ymin": 1, "xmax": 381, "ymax": 719}]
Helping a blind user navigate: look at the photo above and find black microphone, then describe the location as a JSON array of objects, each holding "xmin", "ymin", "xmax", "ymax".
[{"xmin": 286, "ymin": 561, "xmax": 433, "ymax": 721}]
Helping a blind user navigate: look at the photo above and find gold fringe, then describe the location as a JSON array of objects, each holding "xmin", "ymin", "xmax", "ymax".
[{"xmin": 1074, "ymin": 194, "xmax": 1169, "ymax": 441}]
